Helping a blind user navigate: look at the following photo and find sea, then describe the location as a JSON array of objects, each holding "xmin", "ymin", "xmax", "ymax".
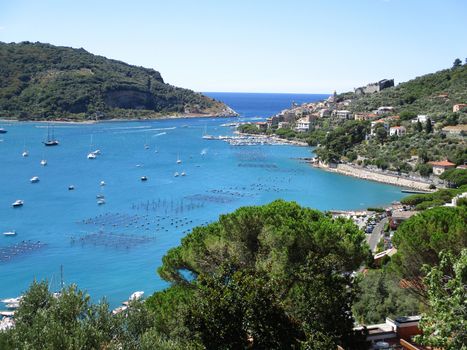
[{"xmin": 0, "ymin": 92, "xmax": 404, "ymax": 307}]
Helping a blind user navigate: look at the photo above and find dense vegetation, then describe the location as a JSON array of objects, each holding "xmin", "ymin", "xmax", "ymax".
[
  {"xmin": 0, "ymin": 201, "xmax": 371, "ymax": 349},
  {"xmin": 344, "ymin": 64, "xmax": 467, "ymax": 116},
  {"xmin": 0, "ymin": 42, "xmax": 233, "ymax": 120},
  {"xmin": 1, "ymin": 201, "xmax": 466, "ymax": 348},
  {"xmin": 400, "ymin": 184, "xmax": 467, "ymax": 210},
  {"xmin": 391, "ymin": 206, "xmax": 467, "ymax": 298}
]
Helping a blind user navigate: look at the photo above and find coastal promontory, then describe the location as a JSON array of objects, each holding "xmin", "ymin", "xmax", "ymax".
[{"xmin": 0, "ymin": 42, "xmax": 236, "ymax": 121}]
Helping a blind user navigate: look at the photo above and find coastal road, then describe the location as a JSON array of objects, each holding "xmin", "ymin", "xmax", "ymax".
[{"xmin": 367, "ymin": 218, "xmax": 388, "ymax": 252}]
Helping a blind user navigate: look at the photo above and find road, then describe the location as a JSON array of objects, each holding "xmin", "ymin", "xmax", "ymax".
[{"xmin": 367, "ymin": 217, "xmax": 388, "ymax": 252}]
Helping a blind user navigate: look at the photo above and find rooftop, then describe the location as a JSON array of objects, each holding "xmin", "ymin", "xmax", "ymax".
[{"xmin": 428, "ymin": 160, "xmax": 456, "ymax": 167}]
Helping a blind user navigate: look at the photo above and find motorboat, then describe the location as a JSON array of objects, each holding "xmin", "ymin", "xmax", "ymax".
[
  {"xmin": 97, "ymin": 198, "xmax": 106, "ymax": 205},
  {"xmin": 12, "ymin": 200, "xmax": 24, "ymax": 208},
  {"xmin": 174, "ymin": 172, "xmax": 179, "ymax": 177},
  {"xmin": 96, "ymin": 194, "xmax": 105, "ymax": 199},
  {"xmin": 30, "ymin": 176, "xmax": 40, "ymax": 183},
  {"xmin": 40, "ymin": 159, "xmax": 47, "ymax": 166},
  {"xmin": 100, "ymin": 181, "xmax": 106, "ymax": 186},
  {"xmin": 141, "ymin": 176, "xmax": 148, "ymax": 181},
  {"xmin": 22, "ymin": 150, "xmax": 29, "ymax": 157},
  {"xmin": 87, "ymin": 152, "xmax": 96, "ymax": 159},
  {"xmin": 0, "ymin": 128, "xmax": 7, "ymax": 133},
  {"xmin": 181, "ymin": 171, "xmax": 186, "ymax": 176},
  {"xmin": 3, "ymin": 231, "xmax": 16, "ymax": 236},
  {"xmin": 68, "ymin": 185, "xmax": 75, "ymax": 190}
]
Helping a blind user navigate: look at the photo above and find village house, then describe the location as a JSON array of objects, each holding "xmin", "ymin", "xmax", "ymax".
[
  {"xmin": 453, "ymin": 103, "xmax": 467, "ymax": 112},
  {"xmin": 319, "ymin": 108, "xmax": 331, "ymax": 118},
  {"xmin": 354, "ymin": 113, "xmax": 378, "ymax": 121},
  {"xmin": 355, "ymin": 316, "xmax": 423, "ymax": 350},
  {"xmin": 375, "ymin": 106, "xmax": 395, "ymax": 115},
  {"xmin": 441, "ymin": 124, "xmax": 467, "ymax": 138},
  {"xmin": 255, "ymin": 122, "xmax": 268, "ymax": 132},
  {"xmin": 277, "ymin": 121, "xmax": 290, "ymax": 129},
  {"xmin": 389, "ymin": 126, "xmax": 406, "ymax": 137},
  {"xmin": 333, "ymin": 110, "xmax": 353, "ymax": 120},
  {"xmin": 389, "ymin": 211, "xmax": 417, "ymax": 230},
  {"xmin": 429, "ymin": 160, "xmax": 456, "ymax": 175},
  {"xmin": 411, "ymin": 115, "xmax": 428, "ymax": 124},
  {"xmin": 295, "ymin": 116, "xmax": 310, "ymax": 132}
]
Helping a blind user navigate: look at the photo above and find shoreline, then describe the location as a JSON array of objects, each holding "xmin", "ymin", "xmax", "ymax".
[
  {"xmin": 311, "ymin": 162, "xmax": 433, "ymax": 191},
  {"xmin": 0, "ymin": 113, "xmax": 238, "ymax": 125},
  {"xmin": 237, "ymin": 132, "xmax": 308, "ymax": 146}
]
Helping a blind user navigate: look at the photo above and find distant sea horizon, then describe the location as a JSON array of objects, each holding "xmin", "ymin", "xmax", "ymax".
[{"xmin": 204, "ymin": 92, "xmax": 330, "ymax": 118}]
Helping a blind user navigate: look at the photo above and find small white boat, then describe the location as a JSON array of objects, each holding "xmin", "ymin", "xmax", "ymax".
[
  {"xmin": 68, "ymin": 185, "xmax": 75, "ymax": 190},
  {"xmin": 40, "ymin": 159, "xmax": 47, "ymax": 166},
  {"xmin": 3, "ymin": 231, "xmax": 16, "ymax": 236},
  {"xmin": 176, "ymin": 153, "xmax": 182, "ymax": 164},
  {"xmin": 181, "ymin": 171, "xmax": 186, "ymax": 176},
  {"xmin": 12, "ymin": 200, "xmax": 24, "ymax": 208},
  {"xmin": 141, "ymin": 176, "xmax": 148, "ymax": 181},
  {"xmin": 96, "ymin": 194, "xmax": 105, "ymax": 199},
  {"xmin": 92, "ymin": 149, "xmax": 101, "ymax": 155},
  {"xmin": 87, "ymin": 152, "xmax": 96, "ymax": 159},
  {"xmin": 174, "ymin": 172, "xmax": 179, "ymax": 177},
  {"xmin": 30, "ymin": 176, "xmax": 40, "ymax": 183},
  {"xmin": 97, "ymin": 199, "xmax": 106, "ymax": 205},
  {"xmin": 100, "ymin": 181, "xmax": 106, "ymax": 186},
  {"xmin": 22, "ymin": 151, "xmax": 29, "ymax": 157}
]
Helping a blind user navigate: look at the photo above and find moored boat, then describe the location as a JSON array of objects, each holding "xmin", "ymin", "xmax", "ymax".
[
  {"xmin": 12, "ymin": 200, "xmax": 24, "ymax": 208},
  {"xmin": 30, "ymin": 176, "xmax": 40, "ymax": 183},
  {"xmin": 3, "ymin": 231, "xmax": 16, "ymax": 236}
]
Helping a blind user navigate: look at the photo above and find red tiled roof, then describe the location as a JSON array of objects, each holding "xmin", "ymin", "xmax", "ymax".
[{"xmin": 428, "ymin": 160, "xmax": 456, "ymax": 167}]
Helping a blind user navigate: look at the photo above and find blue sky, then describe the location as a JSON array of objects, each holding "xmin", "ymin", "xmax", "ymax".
[{"xmin": 0, "ymin": 0, "xmax": 466, "ymax": 93}]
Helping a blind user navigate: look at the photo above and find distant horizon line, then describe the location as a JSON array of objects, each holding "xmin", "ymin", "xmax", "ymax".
[{"xmin": 202, "ymin": 91, "xmax": 331, "ymax": 95}]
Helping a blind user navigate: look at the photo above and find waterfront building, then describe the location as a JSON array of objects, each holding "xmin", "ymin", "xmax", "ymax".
[{"xmin": 429, "ymin": 160, "xmax": 456, "ymax": 175}]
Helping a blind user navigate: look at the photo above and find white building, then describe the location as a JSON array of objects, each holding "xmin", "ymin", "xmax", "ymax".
[
  {"xmin": 295, "ymin": 117, "xmax": 310, "ymax": 132},
  {"xmin": 389, "ymin": 126, "xmax": 406, "ymax": 137},
  {"xmin": 334, "ymin": 110, "xmax": 353, "ymax": 120},
  {"xmin": 375, "ymin": 106, "xmax": 395, "ymax": 115},
  {"xmin": 411, "ymin": 115, "xmax": 428, "ymax": 123}
]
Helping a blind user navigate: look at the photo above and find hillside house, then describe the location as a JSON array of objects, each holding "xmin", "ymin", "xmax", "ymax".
[
  {"xmin": 354, "ymin": 113, "xmax": 378, "ymax": 121},
  {"xmin": 389, "ymin": 211, "xmax": 417, "ymax": 229},
  {"xmin": 295, "ymin": 117, "xmax": 310, "ymax": 132},
  {"xmin": 255, "ymin": 122, "xmax": 268, "ymax": 132},
  {"xmin": 319, "ymin": 108, "xmax": 331, "ymax": 118},
  {"xmin": 453, "ymin": 103, "xmax": 467, "ymax": 112},
  {"xmin": 441, "ymin": 124, "xmax": 467, "ymax": 138},
  {"xmin": 411, "ymin": 115, "xmax": 428, "ymax": 123},
  {"xmin": 375, "ymin": 106, "xmax": 395, "ymax": 115},
  {"xmin": 389, "ymin": 126, "xmax": 406, "ymax": 137},
  {"xmin": 355, "ymin": 316, "xmax": 422, "ymax": 350},
  {"xmin": 429, "ymin": 160, "xmax": 456, "ymax": 175},
  {"xmin": 277, "ymin": 121, "xmax": 290, "ymax": 129},
  {"xmin": 333, "ymin": 110, "xmax": 353, "ymax": 120}
]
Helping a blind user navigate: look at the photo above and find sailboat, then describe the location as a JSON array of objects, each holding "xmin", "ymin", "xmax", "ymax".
[
  {"xmin": 202, "ymin": 125, "xmax": 215, "ymax": 140},
  {"xmin": 176, "ymin": 153, "xmax": 182, "ymax": 164},
  {"xmin": 43, "ymin": 124, "xmax": 59, "ymax": 146},
  {"xmin": 87, "ymin": 135, "xmax": 97, "ymax": 159},
  {"xmin": 22, "ymin": 141, "xmax": 29, "ymax": 157}
]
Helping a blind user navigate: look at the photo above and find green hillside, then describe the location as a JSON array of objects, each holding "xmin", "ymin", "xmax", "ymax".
[
  {"xmin": 343, "ymin": 64, "xmax": 467, "ymax": 115},
  {"xmin": 0, "ymin": 42, "xmax": 235, "ymax": 120}
]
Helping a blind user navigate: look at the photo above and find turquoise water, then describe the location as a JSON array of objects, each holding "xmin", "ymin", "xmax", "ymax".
[{"xmin": 0, "ymin": 93, "xmax": 404, "ymax": 306}]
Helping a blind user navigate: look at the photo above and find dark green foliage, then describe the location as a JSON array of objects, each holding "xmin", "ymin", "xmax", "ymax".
[
  {"xmin": 349, "ymin": 65, "xmax": 467, "ymax": 116},
  {"xmin": 452, "ymin": 58, "xmax": 462, "ymax": 68},
  {"xmin": 353, "ymin": 269, "xmax": 421, "ymax": 324},
  {"xmin": 400, "ymin": 185, "xmax": 467, "ymax": 209},
  {"xmin": 237, "ymin": 123, "xmax": 261, "ymax": 134},
  {"xmin": 391, "ymin": 206, "xmax": 467, "ymax": 298},
  {"xmin": 0, "ymin": 42, "xmax": 229, "ymax": 120},
  {"xmin": 425, "ymin": 118, "xmax": 433, "ymax": 133},
  {"xmin": 154, "ymin": 200, "xmax": 370, "ymax": 349},
  {"xmin": 440, "ymin": 168, "xmax": 467, "ymax": 187},
  {"xmin": 414, "ymin": 249, "xmax": 467, "ymax": 350}
]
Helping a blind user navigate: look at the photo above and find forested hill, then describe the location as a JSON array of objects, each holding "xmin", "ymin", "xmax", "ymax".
[
  {"xmin": 343, "ymin": 63, "xmax": 467, "ymax": 115},
  {"xmin": 0, "ymin": 42, "xmax": 236, "ymax": 120}
]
